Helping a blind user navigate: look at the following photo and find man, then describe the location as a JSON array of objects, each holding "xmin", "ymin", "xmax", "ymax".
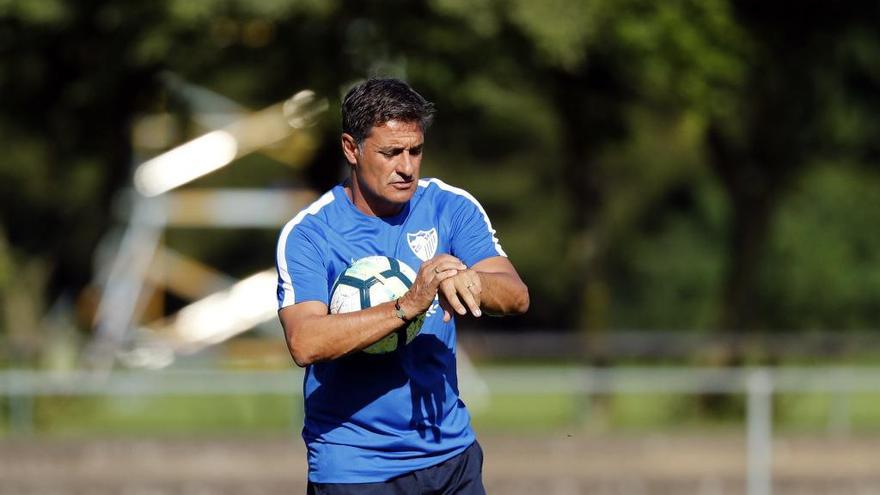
[{"xmin": 276, "ymin": 78, "xmax": 529, "ymax": 494}]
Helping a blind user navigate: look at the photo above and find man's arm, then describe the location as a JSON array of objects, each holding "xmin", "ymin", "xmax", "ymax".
[
  {"xmin": 279, "ymin": 300, "xmax": 414, "ymax": 367},
  {"xmin": 279, "ymin": 255, "xmax": 465, "ymax": 367},
  {"xmin": 438, "ymin": 256, "xmax": 529, "ymax": 321},
  {"xmin": 474, "ymin": 256, "xmax": 530, "ymax": 315}
]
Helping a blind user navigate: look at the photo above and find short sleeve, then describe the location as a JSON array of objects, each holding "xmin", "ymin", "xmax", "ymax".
[
  {"xmin": 276, "ymin": 222, "xmax": 329, "ymax": 309},
  {"xmin": 448, "ymin": 192, "xmax": 507, "ymax": 268}
]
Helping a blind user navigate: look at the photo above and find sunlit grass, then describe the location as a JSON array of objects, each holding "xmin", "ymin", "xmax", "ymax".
[{"xmin": 20, "ymin": 395, "xmax": 300, "ymax": 436}]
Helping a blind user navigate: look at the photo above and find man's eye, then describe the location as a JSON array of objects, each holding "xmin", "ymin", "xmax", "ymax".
[{"xmin": 410, "ymin": 147, "xmax": 422, "ymax": 156}]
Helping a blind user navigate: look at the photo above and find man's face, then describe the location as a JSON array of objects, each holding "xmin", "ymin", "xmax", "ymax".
[{"xmin": 343, "ymin": 119, "xmax": 424, "ymax": 216}]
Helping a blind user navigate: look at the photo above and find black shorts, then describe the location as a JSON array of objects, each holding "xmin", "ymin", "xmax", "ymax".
[{"xmin": 307, "ymin": 441, "xmax": 486, "ymax": 495}]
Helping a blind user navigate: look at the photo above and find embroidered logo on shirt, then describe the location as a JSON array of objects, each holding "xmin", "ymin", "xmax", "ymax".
[{"xmin": 407, "ymin": 228, "xmax": 438, "ymax": 262}]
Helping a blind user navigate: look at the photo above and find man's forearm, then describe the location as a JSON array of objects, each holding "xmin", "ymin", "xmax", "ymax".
[
  {"xmin": 283, "ymin": 301, "xmax": 408, "ymax": 366},
  {"xmin": 477, "ymin": 271, "xmax": 530, "ymax": 316}
]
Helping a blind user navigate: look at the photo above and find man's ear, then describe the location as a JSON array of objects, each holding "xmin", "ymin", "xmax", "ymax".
[{"xmin": 341, "ymin": 133, "xmax": 359, "ymax": 166}]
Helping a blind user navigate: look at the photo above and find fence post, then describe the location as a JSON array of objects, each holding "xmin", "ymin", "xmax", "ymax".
[
  {"xmin": 575, "ymin": 368, "xmax": 594, "ymax": 427},
  {"xmin": 828, "ymin": 369, "xmax": 851, "ymax": 437},
  {"xmin": 746, "ymin": 369, "xmax": 773, "ymax": 495},
  {"xmin": 9, "ymin": 393, "xmax": 34, "ymax": 435}
]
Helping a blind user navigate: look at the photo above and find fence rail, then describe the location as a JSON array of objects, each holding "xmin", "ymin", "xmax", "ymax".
[{"xmin": 4, "ymin": 366, "xmax": 880, "ymax": 396}]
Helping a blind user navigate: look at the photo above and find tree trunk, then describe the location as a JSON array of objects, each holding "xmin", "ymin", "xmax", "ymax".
[{"xmin": 719, "ymin": 192, "xmax": 776, "ymax": 333}]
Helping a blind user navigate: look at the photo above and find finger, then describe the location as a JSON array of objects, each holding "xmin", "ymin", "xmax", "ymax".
[
  {"xmin": 468, "ymin": 274, "xmax": 482, "ymax": 295},
  {"xmin": 417, "ymin": 264, "xmax": 457, "ymax": 289},
  {"xmin": 440, "ymin": 283, "xmax": 467, "ymax": 315},
  {"xmin": 431, "ymin": 262, "xmax": 466, "ymax": 276},
  {"xmin": 430, "ymin": 254, "xmax": 464, "ymax": 265},
  {"xmin": 439, "ymin": 296, "xmax": 454, "ymax": 323},
  {"xmin": 427, "ymin": 254, "xmax": 466, "ymax": 270},
  {"xmin": 432, "ymin": 268, "xmax": 460, "ymax": 286},
  {"xmin": 410, "ymin": 268, "xmax": 456, "ymax": 311},
  {"xmin": 457, "ymin": 281, "xmax": 482, "ymax": 317}
]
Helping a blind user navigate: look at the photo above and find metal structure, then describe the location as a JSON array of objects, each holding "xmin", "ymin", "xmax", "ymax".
[{"xmin": 86, "ymin": 77, "xmax": 327, "ymax": 370}]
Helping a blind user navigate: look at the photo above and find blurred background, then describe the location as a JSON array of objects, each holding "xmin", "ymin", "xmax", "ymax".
[{"xmin": 2, "ymin": 0, "xmax": 880, "ymax": 493}]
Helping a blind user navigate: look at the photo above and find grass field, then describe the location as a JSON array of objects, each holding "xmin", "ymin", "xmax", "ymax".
[{"xmin": 6, "ymin": 390, "xmax": 880, "ymax": 436}]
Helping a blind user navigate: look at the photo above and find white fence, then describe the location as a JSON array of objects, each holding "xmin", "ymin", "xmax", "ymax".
[{"xmin": 3, "ymin": 366, "xmax": 880, "ymax": 495}]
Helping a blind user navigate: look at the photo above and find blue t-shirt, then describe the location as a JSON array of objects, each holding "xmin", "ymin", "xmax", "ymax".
[{"xmin": 275, "ymin": 178, "xmax": 506, "ymax": 483}]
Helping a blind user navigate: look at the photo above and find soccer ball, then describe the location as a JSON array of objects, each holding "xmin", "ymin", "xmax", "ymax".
[{"xmin": 330, "ymin": 256, "xmax": 425, "ymax": 354}]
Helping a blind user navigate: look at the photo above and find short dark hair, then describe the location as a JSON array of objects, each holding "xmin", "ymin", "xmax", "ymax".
[{"xmin": 342, "ymin": 78, "xmax": 435, "ymax": 144}]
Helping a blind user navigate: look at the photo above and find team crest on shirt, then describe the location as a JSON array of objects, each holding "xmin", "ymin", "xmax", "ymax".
[{"xmin": 407, "ymin": 228, "xmax": 438, "ymax": 262}]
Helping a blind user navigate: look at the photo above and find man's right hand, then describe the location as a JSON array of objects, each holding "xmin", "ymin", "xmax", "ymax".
[{"xmin": 397, "ymin": 254, "xmax": 465, "ymax": 318}]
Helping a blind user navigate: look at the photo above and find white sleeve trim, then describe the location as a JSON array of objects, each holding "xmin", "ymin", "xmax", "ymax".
[
  {"xmin": 419, "ymin": 178, "xmax": 507, "ymax": 257},
  {"xmin": 276, "ymin": 190, "xmax": 336, "ymax": 308}
]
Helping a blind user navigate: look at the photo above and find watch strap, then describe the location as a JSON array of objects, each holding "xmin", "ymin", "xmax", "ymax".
[{"xmin": 394, "ymin": 298, "xmax": 409, "ymax": 322}]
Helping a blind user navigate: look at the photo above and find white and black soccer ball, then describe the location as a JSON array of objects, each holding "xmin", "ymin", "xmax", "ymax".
[{"xmin": 330, "ymin": 256, "xmax": 425, "ymax": 354}]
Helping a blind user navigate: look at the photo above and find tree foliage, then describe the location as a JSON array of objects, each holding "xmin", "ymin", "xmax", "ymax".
[{"xmin": 2, "ymin": 0, "xmax": 880, "ymax": 364}]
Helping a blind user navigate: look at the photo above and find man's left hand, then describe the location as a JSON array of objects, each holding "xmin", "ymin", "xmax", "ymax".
[{"xmin": 438, "ymin": 269, "xmax": 482, "ymax": 322}]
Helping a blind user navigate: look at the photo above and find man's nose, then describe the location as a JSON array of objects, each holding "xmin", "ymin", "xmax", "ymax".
[{"xmin": 397, "ymin": 152, "xmax": 415, "ymax": 176}]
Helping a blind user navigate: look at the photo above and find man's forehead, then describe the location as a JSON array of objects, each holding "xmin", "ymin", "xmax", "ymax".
[{"xmin": 367, "ymin": 119, "xmax": 424, "ymax": 144}]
